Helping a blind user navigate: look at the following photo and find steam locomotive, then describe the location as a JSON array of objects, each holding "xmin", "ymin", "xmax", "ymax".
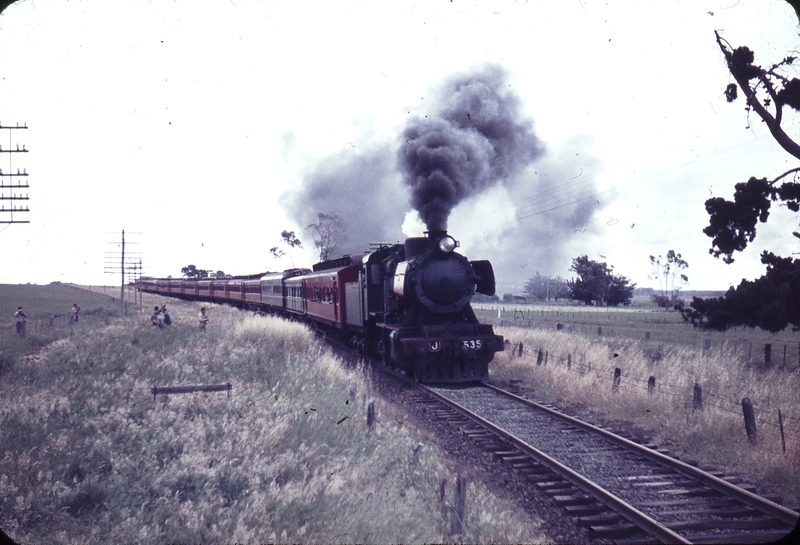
[{"xmin": 137, "ymin": 231, "xmax": 503, "ymax": 383}]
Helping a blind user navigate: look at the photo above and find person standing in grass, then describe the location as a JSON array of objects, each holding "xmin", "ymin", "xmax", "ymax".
[
  {"xmin": 70, "ymin": 303, "xmax": 81, "ymax": 323},
  {"xmin": 14, "ymin": 306, "xmax": 27, "ymax": 337},
  {"xmin": 199, "ymin": 307, "xmax": 209, "ymax": 331}
]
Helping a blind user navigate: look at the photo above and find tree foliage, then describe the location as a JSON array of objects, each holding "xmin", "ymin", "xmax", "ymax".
[
  {"xmin": 649, "ymin": 250, "xmax": 688, "ymax": 308},
  {"xmin": 680, "ymin": 252, "xmax": 800, "ymax": 333},
  {"xmin": 567, "ymin": 256, "xmax": 635, "ymax": 307},
  {"xmin": 306, "ymin": 212, "xmax": 345, "ymax": 262},
  {"xmin": 703, "ymin": 31, "xmax": 800, "ymax": 265},
  {"xmin": 180, "ymin": 265, "xmax": 226, "ymax": 279},
  {"xmin": 524, "ymin": 272, "xmax": 569, "ymax": 301},
  {"xmin": 269, "ymin": 230, "xmax": 303, "ymax": 267},
  {"xmin": 683, "ymin": 21, "xmax": 800, "ymax": 331},
  {"xmin": 181, "ymin": 264, "xmax": 209, "ymax": 279}
]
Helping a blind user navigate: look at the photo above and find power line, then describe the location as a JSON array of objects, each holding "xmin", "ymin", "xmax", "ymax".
[{"xmin": 514, "ymin": 135, "xmax": 771, "ymax": 221}]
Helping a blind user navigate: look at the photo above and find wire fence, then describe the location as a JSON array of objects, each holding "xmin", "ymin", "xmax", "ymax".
[
  {"xmin": 0, "ymin": 284, "xmax": 138, "ymax": 344},
  {"xmin": 505, "ymin": 340, "xmax": 800, "ymax": 452},
  {"xmin": 476, "ymin": 304, "xmax": 800, "ymax": 370},
  {"xmin": 0, "ymin": 310, "xmax": 109, "ymax": 344}
]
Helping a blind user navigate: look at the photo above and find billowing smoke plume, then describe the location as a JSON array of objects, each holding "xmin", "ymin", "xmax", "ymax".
[
  {"xmin": 399, "ymin": 64, "xmax": 544, "ymax": 231},
  {"xmin": 283, "ymin": 63, "xmax": 601, "ymax": 288},
  {"xmin": 281, "ymin": 143, "xmax": 408, "ymax": 256}
]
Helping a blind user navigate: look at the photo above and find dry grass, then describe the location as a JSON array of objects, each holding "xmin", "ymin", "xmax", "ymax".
[
  {"xmin": 1, "ymin": 300, "xmax": 546, "ymax": 544},
  {"xmin": 492, "ymin": 324, "xmax": 800, "ymax": 506}
]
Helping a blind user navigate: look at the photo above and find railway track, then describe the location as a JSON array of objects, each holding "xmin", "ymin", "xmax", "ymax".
[{"xmin": 398, "ymin": 378, "xmax": 799, "ymax": 544}]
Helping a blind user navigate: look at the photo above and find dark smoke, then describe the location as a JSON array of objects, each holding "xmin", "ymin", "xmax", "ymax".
[
  {"xmin": 283, "ymin": 63, "xmax": 600, "ymax": 282},
  {"xmin": 399, "ymin": 64, "xmax": 545, "ymax": 231}
]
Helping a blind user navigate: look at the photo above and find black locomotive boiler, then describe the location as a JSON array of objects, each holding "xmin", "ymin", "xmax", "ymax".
[{"xmin": 137, "ymin": 230, "xmax": 503, "ymax": 383}]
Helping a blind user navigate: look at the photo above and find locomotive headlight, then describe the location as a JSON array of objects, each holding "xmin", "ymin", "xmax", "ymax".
[{"xmin": 437, "ymin": 235, "xmax": 458, "ymax": 253}]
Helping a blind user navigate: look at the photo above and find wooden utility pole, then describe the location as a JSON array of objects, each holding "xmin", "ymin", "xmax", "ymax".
[
  {"xmin": 105, "ymin": 231, "xmax": 142, "ymax": 316},
  {"xmin": 120, "ymin": 230, "xmax": 125, "ymax": 316},
  {"xmin": 0, "ymin": 122, "xmax": 30, "ymax": 224}
]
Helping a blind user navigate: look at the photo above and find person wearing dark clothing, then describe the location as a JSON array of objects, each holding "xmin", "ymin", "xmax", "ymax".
[
  {"xmin": 70, "ymin": 303, "xmax": 81, "ymax": 323},
  {"xmin": 199, "ymin": 307, "xmax": 209, "ymax": 331},
  {"xmin": 14, "ymin": 307, "xmax": 27, "ymax": 337}
]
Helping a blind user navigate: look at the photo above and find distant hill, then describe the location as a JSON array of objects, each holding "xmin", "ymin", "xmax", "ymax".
[{"xmin": 633, "ymin": 287, "xmax": 726, "ymax": 298}]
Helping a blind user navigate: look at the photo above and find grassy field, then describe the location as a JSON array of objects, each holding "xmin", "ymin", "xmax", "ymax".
[
  {"xmin": 0, "ymin": 296, "xmax": 546, "ymax": 544},
  {"xmin": 491, "ymin": 322, "xmax": 800, "ymax": 508},
  {"xmin": 0, "ymin": 283, "xmax": 121, "ymax": 377},
  {"xmin": 475, "ymin": 301, "xmax": 800, "ymax": 369},
  {"xmin": 0, "ymin": 283, "xmax": 121, "ymax": 326}
]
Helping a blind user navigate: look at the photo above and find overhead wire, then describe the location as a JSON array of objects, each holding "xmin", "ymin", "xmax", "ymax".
[{"xmin": 514, "ymin": 134, "xmax": 774, "ymax": 221}]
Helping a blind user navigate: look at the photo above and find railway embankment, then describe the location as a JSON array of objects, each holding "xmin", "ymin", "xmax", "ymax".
[
  {"xmin": 0, "ymin": 297, "xmax": 546, "ymax": 544},
  {"xmin": 491, "ymin": 323, "xmax": 800, "ymax": 512}
]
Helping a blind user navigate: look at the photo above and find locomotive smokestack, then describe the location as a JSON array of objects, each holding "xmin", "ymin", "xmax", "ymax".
[
  {"xmin": 405, "ymin": 230, "xmax": 450, "ymax": 259},
  {"xmin": 425, "ymin": 229, "xmax": 447, "ymax": 240},
  {"xmin": 399, "ymin": 64, "xmax": 544, "ymax": 232},
  {"xmin": 404, "ymin": 236, "xmax": 430, "ymax": 260}
]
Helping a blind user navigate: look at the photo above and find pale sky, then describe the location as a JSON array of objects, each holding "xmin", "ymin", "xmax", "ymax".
[{"xmin": 0, "ymin": 0, "xmax": 798, "ymax": 294}]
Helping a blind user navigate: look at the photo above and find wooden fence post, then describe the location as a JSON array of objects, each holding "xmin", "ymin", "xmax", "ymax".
[
  {"xmin": 410, "ymin": 442, "xmax": 423, "ymax": 465},
  {"xmin": 648, "ymin": 376, "xmax": 656, "ymax": 395},
  {"xmin": 597, "ymin": 326, "xmax": 602, "ymax": 336},
  {"xmin": 567, "ymin": 353, "xmax": 572, "ymax": 370},
  {"xmin": 367, "ymin": 398, "xmax": 375, "ymax": 433},
  {"xmin": 703, "ymin": 339, "xmax": 711, "ymax": 353},
  {"xmin": 764, "ymin": 344, "xmax": 772, "ymax": 366},
  {"xmin": 518, "ymin": 343, "xmax": 523, "ymax": 357},
  {"xmin": 349, "ymin": 377, "xmax": 357, "ymax": 404},
  {"xmin": 537, "ymin": 349, "xmax": 543, "ymax": 366},
  {"xmin": 450, "ymin": 475, "xmax": 467, "ymax": 536},
  {"xmin": 612, "ymin": 368, "xmax": 621, "ymax": 393},
  {"xmin": 742, "ymin": 397, "xmax": 757, "ymax": 444},
  {"xmin": 645, "ymin": 331, "xmax": 650, "ymax": 340},
  {"xmin": 440, "ymin": 479, "xmax": 448, "ymax": 519},
  {"xmin": 692, "ymin": 383, "xmax": 703, "ymax": 411},
  {"xmin": 779, "ymin": 409, "xmax": 786, "ymax": 455}
]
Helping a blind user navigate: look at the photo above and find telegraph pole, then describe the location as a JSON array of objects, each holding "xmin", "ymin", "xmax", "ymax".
[
  {"xmin": 105, "ymin": 231, "xmax": 142, "ymax": 316},
  {"xmin": 121, "ymin": 230, "xmax": 125, "ymax": 315},
  {"xmin": 0, "ymin": 122, "xmax": 29, "ymax": 224}
]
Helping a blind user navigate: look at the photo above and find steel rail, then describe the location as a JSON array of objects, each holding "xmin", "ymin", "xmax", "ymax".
[
  {"xmin": 419, "ymin": 383, "xmax": 691, "ymax": 544},
  {"xmin": 482, "ymin": 381, "xmax": 800, "ymax": 527}
]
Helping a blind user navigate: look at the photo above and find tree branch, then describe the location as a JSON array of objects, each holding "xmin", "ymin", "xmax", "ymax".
[
  {"xmin": 772, "ymin": 167, "xmax": 800, "ymax": 185},
  {"xmin": 716, "ymin": 31, "xmax": 800, "ymax": 161}
]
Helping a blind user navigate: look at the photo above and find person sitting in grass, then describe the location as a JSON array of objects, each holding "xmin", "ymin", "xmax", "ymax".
[
  {"xmin": 161, "ymin": 305, "xmax": 172, "ymax": 326},
  {"xmin": 151, "ymin": 306, "xmax": 163, "ymax": 329}
]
